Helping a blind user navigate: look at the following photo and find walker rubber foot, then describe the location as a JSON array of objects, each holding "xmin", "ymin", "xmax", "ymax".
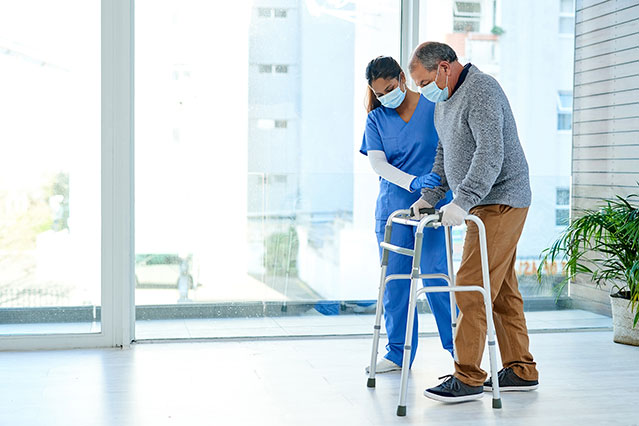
[
  {"xmin": 366, "ymin": 378, "xmax": 375, "ymax": 388},
  {"xmin": 397, "ymin": 405, "xmax": 406, "ymax": 417},
  {"xmin": 492, "ymin": 398, "xmax": 502, "ymax": 409}
]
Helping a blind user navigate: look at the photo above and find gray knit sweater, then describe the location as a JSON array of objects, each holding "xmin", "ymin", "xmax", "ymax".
[{"xmin": 421, "ymin": 65, "xmax": 531, "ymax": 212}]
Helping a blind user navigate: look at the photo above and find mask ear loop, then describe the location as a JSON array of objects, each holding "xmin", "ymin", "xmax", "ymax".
[
  {"xmin": 436, "ymin": 64, "xmax": 449, "ymax": 91},
  {"xmin": 398, "ymin": 72, "xmax": 405, "ymax": 94}
]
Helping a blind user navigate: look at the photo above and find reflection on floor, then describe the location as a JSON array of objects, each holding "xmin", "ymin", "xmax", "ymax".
[{"xmin": 0, "ymin": 331, "xmax": 636, "ymax": 425}]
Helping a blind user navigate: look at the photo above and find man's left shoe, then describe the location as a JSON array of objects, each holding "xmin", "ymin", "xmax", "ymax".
[
  {"xmin": 483, "ymin": 367, "xmax": 539, "ymax": 392},
  {"xmin": 423, "ymin": 375, "xmax": 483, "ymax": 403}
]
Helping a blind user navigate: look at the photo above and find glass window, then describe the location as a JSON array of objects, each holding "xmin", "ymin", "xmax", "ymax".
[
  {"xmin": 557, "ymin": 91, "xmax": 572, "ymax": 130},
  {"xmin": 270, "ymin": 175, "xmax": 288, "ymax": 184},
  {"xmin": 558, "ymin": 113, "xmax": 572, "ymax": 130},
  {"xmin": 135, "ymin": 0, "xmax": 400, "ymax": 339},
  {"xmin": 453, "ymin": 19, "xmax": 481, "ymax": 33},
  {"xmin": 258, "ymin": 8, "xmax": 272, "ymax": 18},
  {"xmin": 556, "ymin": 209, "xmax": 569, "ymax": 226},
  {"xmin": 274, "ymin": 9, "xmax": 288, "ymax": 18},
  {"xmin": 556, "ymin": 187, "xmax": 570, "ymax": 227},
  {"xmin": 455, "ymin": 1, "xmax": 481, "ymax": 16},
  {"xmin": 560, "ymin": 0, "xmax": 574, "ymax": 14},
  {"xmin": 453, "ymin": 0, "xmax": 481, "ymax": 33},
  {"xmin": 420, "ymin": 0, "xmax": 574, "ymax": 298},
  {"xmin": 559, "ymin": 0, "xmax": 574, "ymax": 34},
  {"xmin": 559, "ymin": 16, "xmax": 575, "ymax": 34},
  {"xmin": 558, "ymin": 91, "xmax": 573, "ymax": 109},
  {"xmin": 556, "ymin": 188, "xmax": 570, "ymax": 206},
  {"xmin": 0, "ymin": 0, "xmax": 101, "ymax": 335},
  {"xmin": 133, "ymin": 0, "xmax": 579, "ymax": 340}
]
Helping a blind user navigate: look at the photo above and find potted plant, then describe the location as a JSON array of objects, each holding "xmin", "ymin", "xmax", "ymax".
[{"xmin": 537, "ymin": 191, "xmax": 639, "ymax": 346}]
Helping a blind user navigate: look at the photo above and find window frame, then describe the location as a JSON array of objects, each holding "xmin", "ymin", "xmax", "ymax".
[
  {"xmin": 557, "ymin": 90, "xmax": 573, "ymax": 132},
  {"xmin": 555, "ymin": 187, "xmax": 571, "ymax": 227},
  {"xmin": 453, "ymin": 0, "xmax": 482, "ymax": 33},
  {"xmin": 559, "ymin": 0, "xmax": 575, "ymax": 36},
  {"xmin": 1, "ymin": 0, "xmax": 134, "ymax": 350}
]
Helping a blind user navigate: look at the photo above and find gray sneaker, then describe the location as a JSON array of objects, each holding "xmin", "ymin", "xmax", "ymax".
[
  {"xmin": 423, "ymin": 375, "xmax": 483, "ymax": 403},
  {"xmin": 483, "ymin": 367, "xmax": 539, "ymax": 392}
]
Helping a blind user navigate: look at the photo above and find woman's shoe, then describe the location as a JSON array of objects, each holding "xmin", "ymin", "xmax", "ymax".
[{"xmin": 365, "ymin": 357, "xmax": 401, "ymax": 374}]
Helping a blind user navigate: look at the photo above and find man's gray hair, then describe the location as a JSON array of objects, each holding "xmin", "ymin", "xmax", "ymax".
[{"xmin": 410, "ymin": 42, "xmax": 458, "ymax": 71}]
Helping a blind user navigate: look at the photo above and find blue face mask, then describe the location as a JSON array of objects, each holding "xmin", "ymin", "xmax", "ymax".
[
  {"xmin": 376, "ymin": 74, "xmax": 406, "ymax": 109},
  {"xmin": 420, "ymin": 66, "xmax": 449, "ymax": 103}
]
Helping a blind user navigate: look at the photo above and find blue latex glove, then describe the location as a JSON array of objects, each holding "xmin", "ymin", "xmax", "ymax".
[{"xmin": 410, "ymin": 172, "xmax": 441, "ymax": 191}]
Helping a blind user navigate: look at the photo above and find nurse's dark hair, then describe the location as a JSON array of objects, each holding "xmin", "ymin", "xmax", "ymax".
[
  {"xmin": 365, "ymin": 56, "xmax": 402, "ymax": 113},
  {"xmin": 409, "ymin": 42, "xmax": 458, "ymax": 72}
]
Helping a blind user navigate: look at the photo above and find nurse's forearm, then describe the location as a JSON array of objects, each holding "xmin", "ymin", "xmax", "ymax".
[{"xmin": 368, "ymin": 150, "xmax": 415, "ymax": 192}]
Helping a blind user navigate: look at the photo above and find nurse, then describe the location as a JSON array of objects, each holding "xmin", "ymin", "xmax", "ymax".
[{"xmin": 361, "ymin": 56, "xmax": 453, "ymax": 373}]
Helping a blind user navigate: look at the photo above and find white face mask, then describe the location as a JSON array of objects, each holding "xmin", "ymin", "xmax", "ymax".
[{"xmin": 419, "ymin": 66, "xmax": 449, "ymax": 103}]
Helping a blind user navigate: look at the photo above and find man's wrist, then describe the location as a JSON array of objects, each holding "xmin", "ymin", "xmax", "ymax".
[
  {"xmin": 452, "ymin": 196, "xmax": 473, "ymax": 213},
  {"xmin": 420, "ymin": 189, "xmax": 441, "ymax": 207}
]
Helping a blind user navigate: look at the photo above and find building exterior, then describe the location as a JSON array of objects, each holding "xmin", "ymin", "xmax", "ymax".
[{"xmin": 247, "ymin": 0, "xmax": 575, "ymax": 300}]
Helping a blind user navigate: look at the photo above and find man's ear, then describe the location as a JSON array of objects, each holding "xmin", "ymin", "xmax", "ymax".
[{"xmin": 439, "ymin": 61, "xmax": 451, "ymax": 75}]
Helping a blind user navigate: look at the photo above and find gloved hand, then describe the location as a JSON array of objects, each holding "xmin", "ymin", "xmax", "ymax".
[
  {"xmin": 410, "ymin": 172, "xmax": 441, "ymax": 192},
  {"xmin": 439, "ymin": 202, "xmax": 468, "ymax": 226},
  {"xmin": 409, "ymin": 198, "xmax": 433, "ymax": 219}
]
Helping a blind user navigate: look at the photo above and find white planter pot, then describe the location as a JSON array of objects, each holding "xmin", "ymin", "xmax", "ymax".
[{"xmin": 610, "ymin": 294, "xmax": 639, "ymax": 346}]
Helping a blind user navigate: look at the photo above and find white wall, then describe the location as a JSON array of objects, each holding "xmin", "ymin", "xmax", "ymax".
[{"xmin": 571, "ymin": 0, "xmax": 639, "ymax": 314}]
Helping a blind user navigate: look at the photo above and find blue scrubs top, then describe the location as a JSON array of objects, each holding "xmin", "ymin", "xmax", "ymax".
[{"xmin": 360, "ymin": 96, "xmax": 452, "ymax": 224}]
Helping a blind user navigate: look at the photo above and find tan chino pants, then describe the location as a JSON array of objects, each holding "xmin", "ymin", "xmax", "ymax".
[{"xmin": 453, "ymin": 204, "xmax": 539, "ymax": 387}]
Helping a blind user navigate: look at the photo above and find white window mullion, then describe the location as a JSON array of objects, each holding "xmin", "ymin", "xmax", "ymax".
[
  {"xmin": 400, "ymin": 0, "xmax": 419, "ymax": 88},
  {"xmin": 102, "ymin": 0, "xmax": 135, "ymax": 348}
]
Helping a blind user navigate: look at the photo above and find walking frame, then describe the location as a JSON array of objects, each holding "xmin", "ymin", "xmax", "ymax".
[{"xmin": 366, "ymin": 208, "xmax": 502, "ymax": 416}]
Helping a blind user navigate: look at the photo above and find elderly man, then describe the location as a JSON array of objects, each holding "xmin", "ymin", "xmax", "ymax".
[{"xmin": 408, "ymin": 42, "xmax": 539, "ymax": 403}]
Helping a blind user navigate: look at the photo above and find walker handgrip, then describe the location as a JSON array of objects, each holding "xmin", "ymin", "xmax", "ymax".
[
  {"xmin": 418, "ymin": 207, "xmax": 437, "ymax": 215},
  {"xmin": 409, "ymin": 207, "xmax": 442, "ymax": 222}
]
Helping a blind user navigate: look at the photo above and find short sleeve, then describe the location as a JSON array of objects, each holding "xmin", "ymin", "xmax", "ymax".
[{"xmin": 360, "ymin": 114, "xmax": 383, "ymax": 156}]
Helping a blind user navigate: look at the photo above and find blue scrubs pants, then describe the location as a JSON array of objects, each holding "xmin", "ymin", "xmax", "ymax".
[{"xmin": 376, "ymin": 222, "xmax": 454, "ymax": 367}]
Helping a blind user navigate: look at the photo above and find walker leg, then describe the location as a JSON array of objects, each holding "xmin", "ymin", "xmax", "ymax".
[
  {"xmin": 485, "ymin": 291, "xmax": 502, "ymax": 409},
  {"xmin": 368, "ymin": 224, "xmax": 393, "ymax": 388},
  {"xmin": 397, "ymin": 277, "xmax": 418, "ymax": 416},
  {"xmin": 450, "ymin": 292, "xmax": 458, "ymax": 362},
  {"xmin": 367, "ymin": 264, "xmax": 388, "ymax": 388},
  {"xmin": 475, "ymin": 219, "xmax": 502, "ymax": 409},
  {"xmin": 444, "ymin": 226, "xmax": 458, "ymax": 362},
  {"xmin": 397, "ymin": 232, "xmax": 423, "ymax": 416}
]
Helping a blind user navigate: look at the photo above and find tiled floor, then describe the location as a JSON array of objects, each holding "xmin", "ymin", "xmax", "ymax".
[{"xmin": 0, "ymin": 330, "xmax": 637, "ymax": 425}]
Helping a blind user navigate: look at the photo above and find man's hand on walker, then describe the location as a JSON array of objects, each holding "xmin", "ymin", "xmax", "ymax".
[
  {"xmin": 440, "ymin": 202, "xmax": 468, "ymax": 226},
  {"xmin": 409, "ymin": 198, "xmax": 433, "ymax": 219}
]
